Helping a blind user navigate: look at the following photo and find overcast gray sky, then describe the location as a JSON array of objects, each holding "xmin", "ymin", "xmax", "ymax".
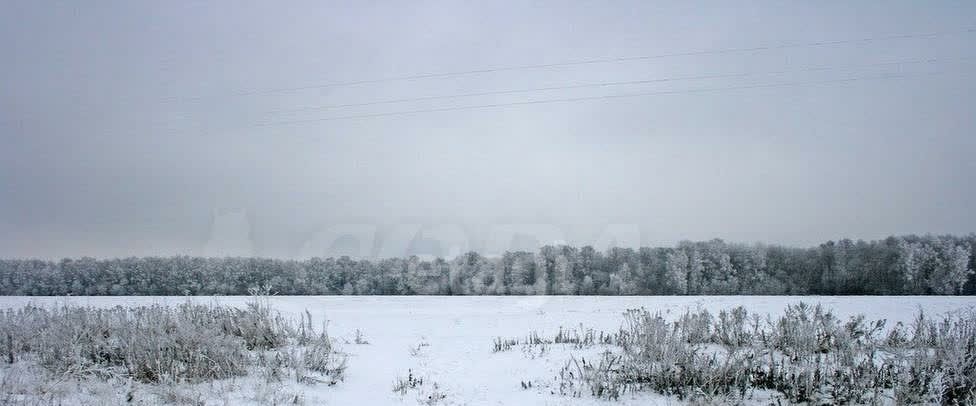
[{"xmin": 2, "ymin": 1, "xmax": 975, "ymax": 259}]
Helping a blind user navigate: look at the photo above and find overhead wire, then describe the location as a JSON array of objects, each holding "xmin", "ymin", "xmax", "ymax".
[
  {"xmin": 257, "ymin": 70, "xmax": 956, "ymax": 125},
  {"xmin": 264, "ymin": 57, "xmax": 951, "ymax": 115},
  {"xmin": 163, "ymin": 28, "xmax": 974, "ymax": 102}
]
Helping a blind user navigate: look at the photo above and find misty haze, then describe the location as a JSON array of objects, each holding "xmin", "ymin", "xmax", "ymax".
[{"xmin": 1, "ymin": 1, "xmax": 974, "ymax": 405}]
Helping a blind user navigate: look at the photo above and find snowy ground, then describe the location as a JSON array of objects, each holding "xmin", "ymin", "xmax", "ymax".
[{"xmin": 1, "ymin": 295, "xmax": 973, "ymax": 405}]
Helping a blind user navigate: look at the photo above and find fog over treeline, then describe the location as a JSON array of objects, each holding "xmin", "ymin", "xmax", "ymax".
[{"xmin": 1, "ymin": 234, "xmax": 972, "ymax": 296}]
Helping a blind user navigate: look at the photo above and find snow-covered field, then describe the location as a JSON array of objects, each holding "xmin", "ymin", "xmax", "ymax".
[{"xmin": 1, "ymin": 296, "xmax": 973, "ymax": 405}]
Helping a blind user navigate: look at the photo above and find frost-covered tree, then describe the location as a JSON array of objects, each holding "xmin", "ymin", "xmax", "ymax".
[
  {"xmin": 898, "ymin": 240, "xmax": 927, "ymax": 294},
  {"xmin": 553, "ymin": 255, "xmax": 574, "ymax": 295},
  {"xmin": 705, "ymin": 252, "xmax": 736, "ymax": 294},
  {"xmin": 606, "ymin": 273, "xmax": 624, "ymax": 295},
  {"xmin": 0, "ymin": 234, "xmax": 972, "ymax": 296},
  {"xmin": 532, "ymin": 273, "xmax": 547, "ymax": 295},
  {"xmin": 580, "ymin": 275, "xmax": 596, "ymax": 295},
  {"xmin": 926, "ymin": 238, "xmax": 972, "ymax": 295},
  {"xmin": 615, "ymin": 263, "xmax": 639, "ymax": 295},
  {"xmin": 665, "ymin": 250, "xmax": 689, "ymax": 295},
  {"xmin": 687, "ymin": 249, "xmax": 704, "ymax": 295}
]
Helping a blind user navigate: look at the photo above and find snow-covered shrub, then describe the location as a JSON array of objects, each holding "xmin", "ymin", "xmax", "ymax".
[
  {"xmin": 525, "ymin": 303, "xmax": 976, "ymax": 404},
  {"xmin": 492, "ymin": 337, "xmax": 517, "ymax": 353},
  {"xmin": 392, "ymin": 369, "xmax": 424, "ymax": 395},
  {"xmin": 0, "ymin": 303, "xmax": 251, "ymax": 383},
  {"xmin": 392, "ymin": 369, "xmax": 449, "ymax": 405},
  {"xmin": 300, "ymin": 334, "xmax": 346, "ymax": 384},
  {"xmin": 0, "ymin": 295, "xmax": 347, "ymax": 388},
  {"xmin": 353, "ymin": 329, "xmax": 369, "ymax": 345}
]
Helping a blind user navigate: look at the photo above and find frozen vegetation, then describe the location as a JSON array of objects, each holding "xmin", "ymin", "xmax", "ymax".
[
  {"xmin": 0, "ymin": 291, "xmax": 346, "ymax": 405},
  {"xmin": 499, "ymin": 304, "xmax": 976, "ymax": 404},
  {"xmin": 0, "ymin": 295, "xmax": 973, "ymax": 405},
  {"xmin": 1, "ymin": 234, "xmax": 974, "ymax": 297}
]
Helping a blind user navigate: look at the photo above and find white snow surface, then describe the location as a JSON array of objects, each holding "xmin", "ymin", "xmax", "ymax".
[{"xmin": 1, "ymin": 295, "xmax": 973, "ymax": 405}]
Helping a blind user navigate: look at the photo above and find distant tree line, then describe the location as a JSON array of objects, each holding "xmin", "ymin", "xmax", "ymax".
[{"xmin": 0, "ymin": 234, "xmax": 973, "ymax": 296}]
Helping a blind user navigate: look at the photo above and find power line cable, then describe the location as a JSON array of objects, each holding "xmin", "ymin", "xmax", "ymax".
[
  {"xmin": 256, "ymin": 71, "xmax": 949, "ymax": 125},
  {"xmin": 266, "ymin": 57, "xmax": 950, "ymax": 114},
  {"xmin": 169, "ymin": 27, "xmax": 973, "ymax": 102}
]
